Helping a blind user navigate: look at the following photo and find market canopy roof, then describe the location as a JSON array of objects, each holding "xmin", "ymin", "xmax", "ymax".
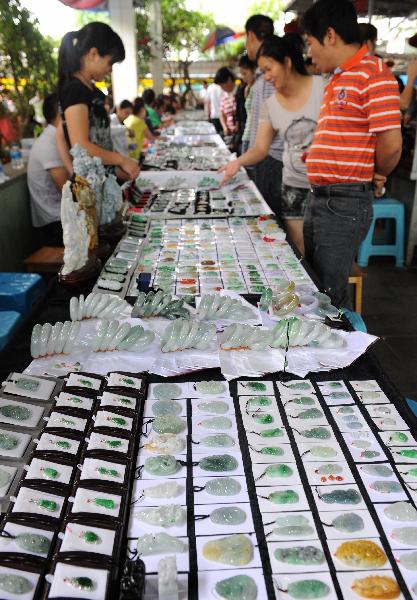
[{"xmin": 285, "ymin": 0, "xmax": 417, "ymax": 17}]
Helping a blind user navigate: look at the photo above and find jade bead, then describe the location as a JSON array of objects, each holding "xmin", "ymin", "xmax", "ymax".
[
  {"xmin": 97, "ymin": 466, "xmax": 120, "ymax": 478},
  {"xmin": 337, "ymin": 406, "xmax": 355, "ymax": 415}
]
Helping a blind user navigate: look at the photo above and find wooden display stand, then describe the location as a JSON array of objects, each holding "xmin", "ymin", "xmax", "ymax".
[{"xmin": 24, "ymin": 247, "xmax": 64, "ymax": 274}]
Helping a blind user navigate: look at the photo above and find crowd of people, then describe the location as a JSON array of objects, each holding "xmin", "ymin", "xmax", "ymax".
[{"xmin": 3, "ymin": 0, "xmax": 417, "ymax": 310}]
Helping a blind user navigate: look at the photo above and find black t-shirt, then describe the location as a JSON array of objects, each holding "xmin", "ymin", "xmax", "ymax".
[{"xmin": 59, "ymin": 77, "xmax": 113, "ymax": 151}]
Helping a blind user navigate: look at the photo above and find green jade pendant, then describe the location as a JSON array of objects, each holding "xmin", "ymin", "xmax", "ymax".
[
  {"xmin": 106, "ymin": 416, "xmax": 127, "ymax": 427},
  {"xmin": 299, "ymin": 427, "xmax": 331, "ymax": 440},
  {"xmin": 153, "ymin": 416, "xmax": 186, "ymax": 435},
  {"xmin": 285, "ymin": 382, "xmax": 311, "ymax": 390},
  {"xmin": 315, "ymin": 463, "xmax": 343, "ymax": 475},
  {"xmin": 40, "ymin": 467, "xmax": 59, "ymax": 480},
  {"xmin": 214, "ymin": 574, "xmax": 257, "ymax": 600},
  {"xmin": 403, "ymin": 468, "xmax": 417, "ymax": 478},
  {"xmin": 65, "ymin": 577, "xmax": 95, "ymax": 591},
  {"xmin": 397, "ymin": 449, "xmax": 417, "ymax": 459},
  {"xmin": 198, "ymin": 401, "xmax": 229, "ymax": 414},
  {"xmin": 205, "ymin": 477, "xmax": 241, "ymax": 496},
  {"xmin": 78, "ymin": 379, "xmax": 93, "ymax": 388},
  {"xmin": 361, "ymin": 465, "xmax": 393, "ymax": 477},
  {"xmin": 293, "ymin": 408, "xmax": 323, "ymax": 420},
  {"xmin": 153, "ymin": 383, "xmax": 182, "ymax": 401},
  {"xmin": 69, "ymin": 396, "xmax": 83, "ymax": 404},
  {"xmin": 210, "ymin": 506, "xmax": 247, "ymax": 526},
  {"xmin": 286, "ymin": 579, "xmax": 330, "ymax": 599},
  {"xmin": 252, "ymin": 413, "xmax": 274, "ymax": 425},
  {"xmin": 245, "ymin": 382, "xmax": 267, "ymax": 391},
  {"xmin": 255, "ymin": 446, "xmax": 284, "ymax": 456},
  {"xmin": 15, "ymin": 532, "xmax": 50, "ymax": 554},
  {"xmin": 102, "ymin": 439, "xmax": 122, "ymax": 449},
  {"xmin": 328, "ymin": 513, "xmax": 365, "ymax": 533},
  {"xmin": 0, "ymin": 469, "xmax": 11, "ymax": 488},
  {"xmin": 200, "ymin": 434, "xmax": 235, "ymax": 448},
  {"xmin": 274, "ymin": 545, "xmax": 325, "ymax": 566},
  {"xmin": 200, "ymin": 417, "xmax": 232, "ymax": 430},
  {"xmin": 144, "ymin": 455, "xmax": 180, "ymax": 476},
  {"xmin": 370, "ymin": 481, "xmax": 403, "ymax": 494},
  {"xmin": 57, "ymin": 417, "xmax": 75, "ymax": 426},
  {"xmin": 257, "ymin": 427, "xmax": 284, "ymax": 438},
  {"xmin": 0, "ymin": 404, "xmax": 32, "ymax": 421},
  {"xmin": 246, "ymin": 396, "xmax": 272, "ymax": 408},
  {"xmin": 328, "ymin": 382, "xmax": 343, "ymax": 388},
  {"xmin": 309, "ymin": 446, "xmax": 337, "ymax": 459},
  {"xmin": 288, "ymin": 396, "xmax": 315, "ymax": 406},
  {"xmin": 53, "ymin": 439, "xmax": 71, "ymax": 450},
  {"xmin": 97, "ymin": 466, "xmax": 120, "ymax": 478},
  {"xmin": 0, "ymin": 574, "xmax": 33, "ymax": 595},
  {"xmin": 337, "ymin": 406, "xmax": 354, "ymax": 415},
  {"xmin": 152, "ymin": 400, "xmax": 182, "ymax": 417},
  {"xmin": 266, "ymin": 489, "xmax": 299, "ymax": 505},
  {"xmin": 81, "ymin": 530, "xmax": 101, "ymax": 544},
  {"xmin": 30, "ymin": 498, "xmax": 58, "ymax": 512},
  {"xmin": 0, "ymin": 433, "xmax": 19, "ymax": 450},
  {"xmin": 361, "ymin": 450, "xmax": 381, "ymax": 459},
  {"xmin": 199, "ymin": 454, "xmax": 238, "ymax": 472},
  {"xmin": 319, "ymin": 489, "xmax": 361, "ymax": 504},
  {"xmin": 390, "ymin": 432, "xmax": 409, "ymax": 444},
  {"xmin": 274, "ymin": 525, "xmax": 315, "ymax": 537},
  {"xmin": 14, "ymin": 377, "xmax": 40, "ymax": 392},
  {"xmin": 261, "ymin": 464, "xmax": 293, "ymax": 479},
  {"xmin": 196, "ymin": 381, "xmax": 226, "ymax": 395},
  {"xmin": 89, "ymin": 497, "xmax": 116, "ymax": 510}
]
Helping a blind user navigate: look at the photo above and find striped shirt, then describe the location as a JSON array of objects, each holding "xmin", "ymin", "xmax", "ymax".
[
  {"xmin": 220, "ymin": 90, "xmax": 237, "ymax": 130},
  {"xmin": 249, "ymin": 68, "xmax": 284, "ymax": 161},
  {"xmin": 306, "ymin": 45, "xmax": 401, "ymax": 185}
]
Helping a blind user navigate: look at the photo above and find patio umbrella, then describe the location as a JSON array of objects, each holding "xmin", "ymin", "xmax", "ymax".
[
  {"xmin": 59, "ymin": 0, "xmax": 106, "ymax": 8},
  {"xmin": 202, "ymin": 27, "xmax": 244, "ymax": 52}
]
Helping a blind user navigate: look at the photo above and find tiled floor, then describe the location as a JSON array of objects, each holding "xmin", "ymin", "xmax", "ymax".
[{"xmin": 361, "ymin": 257, "xmax": 417, "ymax": 401}]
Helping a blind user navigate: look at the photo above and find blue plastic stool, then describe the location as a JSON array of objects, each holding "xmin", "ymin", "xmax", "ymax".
[
  {"xmin": 357, "ymin": 198, "xmax": 405, "ymax": 267},
  {"xmin": 0, "ymin": 273, "xmax": 45, "ymax": 315},
  {"xmin": 406, "ymin": 398, "xmax": 417, "ymax": 417},
  {"xmin": 0, "ymin": 311, "xmax": 21, "ymax": 351},
  {"xmin": 342, "ymin": 309, "xmax": 367, "ymax": 333}
]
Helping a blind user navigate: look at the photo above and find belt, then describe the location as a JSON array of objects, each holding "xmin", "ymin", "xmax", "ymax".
[{"xmin": 310, "ymin": 182, "xmax": 372, "ymax": 194}]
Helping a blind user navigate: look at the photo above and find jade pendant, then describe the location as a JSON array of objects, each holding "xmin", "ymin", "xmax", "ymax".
[
  {"xmin": 97, "ymin": 466, "xmax": 120, "ymax": 478},
  {"xmin": 107, "ymin": 416, "xmax": 127, "ymax": 426},
  {"xmin": 200, "ymin": 434, "xmax": 235, "ymax": 448},
  {"xmin": 330, "ymin": 513, "xmax": 364, "ymax": 533},
  {"xmin": 0, "ymin": 432, "xmax": 19, "ymax": 450},
  {"xmin": 315, "ymin": 463, "xmax": 343, "ymax": 475},
  {"xmin": 198, "ymin": 401, "xmax": 229, "ymax": 414},
  {"xmin": 251, "ymin": 413, "xmax": 274, "ymax": 425},
  {"xmin": 0, "ymin": 574, "xmax": 33, "ymax": 595},
  {"xmin": 258, "ymin": 428, "xmax": 283, "ymax": 438},
  {"xmin": 287, "ymin": 579, "xmax": 330, "ymax": 599},
  {"xmin": 256, "ymin": 446, "xmax": 284, "ymax": 456},
  {"xmin": 267, "ymin": 489, "xmax": 299, "ymax": 504},
  {"xmin": 153, "ymin": 383, "xmax": 182, "ymax": 401},
  {"xmin": 352, "ymin": 440, "xmax": 371, "ymax": 449},
  {"xmin": 361, "ymin": 465, "xmax": 393, "ymax": 478},
  {"xmin": 92, "ymin": 497, "xmax": 115, "ymax": 509},
  {"xmin": 246, "ymin": 396, "xmax": 272, "ymax": 408},
  {"xmin": 295, "ymin": 408, "xmax": 324, "ymax": 420},
  {"xmin": 398, "ymin": 449, "xmax": 417, "ymax": 459},
  {"xmin": 199, "ymin": 454, "xmax": 238, "ymax": 472},
  {"xmin": 30, "ymin": 498, "xmax": 58, "ymax": 512},
  {"xmin": 370, "ymin": 481, "xmax": 402, "ymax": 494},
  {"xmin": 391, "ymin": 527, "xmax": 417, "ymax": 546},
  {"xmin": 319, "ymin": 489, "xmax": 361, "ymax": 504},
  {"xmin": 262, "ymin": 464, "xmax": 293, "ymax": 478},
  {"xmin": 244, "ymin": 382, "xmax": 267, "ymax": 391},
  {"xmin": 285, "ymin": 382, "xmax": 311, "ymax": 390},
  {"xmin": 309, "ymin": 446, "xmax": 337, "ymax": 459},
  {"xmin": 82, "ymin": 530, "xmax": 101, "ymax": 544},
  {"xmin": 274, "ymin": 525, "xmax": 315, "ymax": 537},
  {"xmin": 55, "ymin": 439, "xmax": 71, "ymax": 450},
  {"xmin": 14, "ymin": 377, "xmax": 40, "ymax": 392},
  {"xmin": 0, "ymin": 469, "xmax": 11, "ymax": 488},
  {"xmin": 0, "ymin": 404, "xmax": 32, "ymax": 421},
  {"xmin": 275, "ymin": 515, "xmax": 309, "ymax": 527},
  {"xmin": 79, "ymin": 379, "xmax": 93, "ymax": 387},
  {"xmin": 214, "ymin": 574, "xmax": 257, "ymax": 600},
  {"xmin": 274, "ymin": 545, "xmax": 325, "ymax": 565},
  {"xmin": 136, "ymin": 505, "xmax": 185, "ymax": 528},
  {"xmin": 390, "ymin": 432, "xmax": 409, "ymax": 443},
  {"xmin": 65, "ymin": 577, "xmax": 95, "ymax": 591},
  {"xmin": 202, "ymin": 534, "xmax": 253, "ymax": 566},
  {"xmin": 196, "ymin": 381, "xmax": 226, "ymax": 395},
  {"xmin": 384, "ymin": 502, "xmax": 417, "ymax": 521},
  {"xmin": 102, "ymin": 439, "xmax": 122, "ymax": 449},
  {"xmin": 144, "ymin": 455, "xmax": 180, "ymax": 476},
  {"xmin": 289, "ymin": 396, "xmax": 315, "ymax": 406},
  {"xmin": 210, "ymin": 506, "xmax": 246, "ymax": 526},
  {"xmin": 205, "ymin": 477, "xmax": 241, "ymax": 496},
  {"xmin": 152, "ymin": 400, "xmax": 182, "ymax": 417},
  {"xmin": 15, "ymin": 532, "xmax": 50, "ymax": 554},
  {"xmin": 361, "ymin": 450, "xmax": 380, "ymax": 459},
  {"xmin": 200, "ymin": 417, "xmax": 232, "ymax": 430},
  {"xmin": 300, "ymin": 427, "xmax": 331, "ymax": 440},
  {"xmin": 400, "ymin": 550, "xmax": 417, "ymax": 570},
  {"xmin": 153, "ymin": 415, "xmax": 186, "ymax": 435},
  {"xmin": 40, "ymin": 467, "xmax": 59, "ymax": 480},
  {"xmin": 338, "ymin": 406, "xmax": 354, "ymax": 414}
]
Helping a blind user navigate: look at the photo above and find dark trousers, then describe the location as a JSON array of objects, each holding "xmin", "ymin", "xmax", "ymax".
[
  {"xmin": 254, "ymin": 156, "xmax": 283, "ymax": 218},
  {"xmin": 209, "ymin": 118, "xmax": 222, "ymax": 134},
  {"xmin": 303, "ymin": 183, "xmax": 373, "ymax": 309},
  {"xmin": 38, "ymin": 221, "xmax": 63, "ymax": 247}
]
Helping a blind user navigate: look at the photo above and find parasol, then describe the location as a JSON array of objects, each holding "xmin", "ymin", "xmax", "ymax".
[{"xmin": 202, "ymin": 26, "xmax": 245, "ymax": 52}]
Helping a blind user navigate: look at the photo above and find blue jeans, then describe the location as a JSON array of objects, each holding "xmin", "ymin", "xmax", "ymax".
[
  {"xmin": 303, "ymin": 183, "xmax": 373, "ymax": 309},
  {"xmin": 255, "ymin": 155, "xmax": 283, "ymax": 217}
]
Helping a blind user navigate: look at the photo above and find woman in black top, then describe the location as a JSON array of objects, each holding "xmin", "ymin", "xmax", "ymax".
[{"xmin": 57, "ymin": 22, "xmax": 139, "ymax": 181}]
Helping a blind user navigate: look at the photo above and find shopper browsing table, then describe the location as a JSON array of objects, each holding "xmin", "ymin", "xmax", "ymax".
[
  {"xmin": 220, "ymin": 36, "xmax": 324, "ymax": 254},
  {"xmin": 57, "ymin": 22, "xmax": 139, "ymax": 181},
  {"xmin": 301, "ymin": 0, "xmax": 402, "ymax": 309}
]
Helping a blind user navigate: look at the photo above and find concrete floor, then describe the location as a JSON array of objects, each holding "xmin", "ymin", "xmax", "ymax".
[{"xmin": 361, "ymin": 257, "xmax": 417, "ymax": 401}]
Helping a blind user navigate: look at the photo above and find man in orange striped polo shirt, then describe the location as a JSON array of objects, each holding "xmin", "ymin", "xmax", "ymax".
[{"xmin": 301, "ymin": 0, "xmax": 402, "ymax": 309}]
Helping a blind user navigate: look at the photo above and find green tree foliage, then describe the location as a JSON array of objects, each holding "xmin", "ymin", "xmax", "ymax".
[
  {"xmin": 0, "ymin": 0, "xmax": 57, "ymax": 114},
  {"xmin": 75, "ymin": 9, "xmax": 110, "ymax": 29},
  {"xmin": 247, "ymin": 0, "xmax": 284, "ymax": 22},
  {"xmin": 137, "ymin": 0, "xmax": 215, "ymax": 93}
]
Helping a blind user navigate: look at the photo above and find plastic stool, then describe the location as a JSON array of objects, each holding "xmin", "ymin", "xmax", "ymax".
[
  {"xmin": 357, "ymin": 199, "xmax": 404, "ymax": 267},
  {"xmin": 0, "ymin": 273, "xmax": 46, "ymax": 315},
  {"xmin": 0, "ymin": 311, "xmax": 21, "ymax": 351},
  {"xmin": 406, "ymin": 398, "xmax": 417, "ymax": 417},
  {"xmin": 342, "ymin": 309, "xmax": 367, "ymax": 333}
]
